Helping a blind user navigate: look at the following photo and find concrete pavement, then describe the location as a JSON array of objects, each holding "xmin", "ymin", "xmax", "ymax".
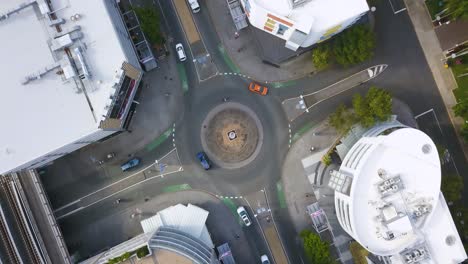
[
  {"xmin": 403, "ymin": 0, "xmax": 468, "ymax": 161},
  {"xmin": 280, "ymin": 119, "xmax": 354, "ymax": 263},
  {"xmin": 204, "ymin": 0, "xmax": 315, "ymax": 82}
]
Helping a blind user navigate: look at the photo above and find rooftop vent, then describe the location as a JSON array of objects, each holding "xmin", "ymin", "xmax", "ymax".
[{"xmin": 422, "ymin": 144, "xmax": 432, "ymax": 154}]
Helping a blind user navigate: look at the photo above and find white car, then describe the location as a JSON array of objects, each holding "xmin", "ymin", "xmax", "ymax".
[
  {"xmin": 236, "ymin": 206, "xmax": 252, "ymax": 226},
  {"xmin": 175, "ymin": 43, "xmax": 187, "ymax": 62},
  {"xmin": 261, "ymin": 255, "xmax": 270, "ymax": 264},
  {"xmin": 187, "ymin": 0, "xmax": 200, "ymax": 13}
]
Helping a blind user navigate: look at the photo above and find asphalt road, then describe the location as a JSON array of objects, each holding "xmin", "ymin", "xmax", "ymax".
[{"xmin": 42, "ymin": 0, "xmax": 468, "ymax": 262}]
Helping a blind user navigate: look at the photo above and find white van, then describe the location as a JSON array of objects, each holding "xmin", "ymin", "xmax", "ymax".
[
  {"xmin": 187, "ymin": 0, "xmax": 200, "ymax": 13},
  {"xmin": 175, "ymin": 43, "xmax": 187, "ymax": 62}
]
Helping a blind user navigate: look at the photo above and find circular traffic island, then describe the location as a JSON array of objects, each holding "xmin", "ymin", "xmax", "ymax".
[{"xmin": 201, "ymin": 102, "xmax": 263, "ymax": 169}]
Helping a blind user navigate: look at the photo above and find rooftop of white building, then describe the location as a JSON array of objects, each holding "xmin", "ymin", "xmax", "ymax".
[
  {"xmin": 0, "ymin": 0, "xmax": 128, "ymax": 174},
  {"xmin": 342, "ymin": 128, "xmax": 466, "ymax": 263},
  {"xmin": 252, "ymin": 0, "xmax": 368, "ymax": 32}
]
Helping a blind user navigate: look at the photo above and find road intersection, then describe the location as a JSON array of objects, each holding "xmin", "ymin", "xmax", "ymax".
[{"xmin": 39, "ymin": 0, "xmax": 468, "ymax": 263}]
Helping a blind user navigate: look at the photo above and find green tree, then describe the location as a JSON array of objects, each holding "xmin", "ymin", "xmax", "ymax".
[
  {"xmin": 312, "ymin": 45, "xmax": 332, "ymax": 70},
  {"xmin": 353, "ymin": 94, "xmax": 375, "ymax": 128},
  {"xmin": 367, "ymin": 87, "xmax": 392, "ymax": 121},
  {"xmin": 349, "ymin": 241, "xmax": 369, "ymax": 264},
  {"xmin": 441, "ymin": 174, "xmax": 464, "ymax": 202},
  {"xmin": 328, "ymin": 104, "xmax": 356, "ymax": 134},
  {"xmin": 133, "ymin": 7, "xmax": 164, "ymax": 45},
  {"xmin": 333, "ymin": 25, "xmax": 376, "ymax": 66},
  {"xmin": 447, "ymin": 0, "xmax": 468, "ymax": 20},
  {"xmin": 322, "ymin": 154, "xmax": 332, "ymax": 166},
  {"xmin": 461, "ymin": 123, "xmax": 468, "ymax": 142},
  {"xmin": 352, "ymin": 87, "xmax": 392, "ymax": 128},
  {"xmin": 300, "ymin": 230, "xmax": 336, "ymax": 264},
  {"xmin": 453, "ymin": 100, "xmax": 468, "ymax": 119}
]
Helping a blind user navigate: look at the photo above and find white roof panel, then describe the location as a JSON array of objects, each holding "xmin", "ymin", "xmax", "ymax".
[{"xmin": 0, "ymin": 0, "xmax": 129, "ymax": 174}]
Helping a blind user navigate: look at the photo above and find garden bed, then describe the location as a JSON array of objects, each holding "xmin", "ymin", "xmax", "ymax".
[
  {"xmin": 451, "ymin": 54, "xmax": 468, "ymax": 101},
  {"xmin": 425, "ymin": 0, "xmax": 447, "ymax": 20}
]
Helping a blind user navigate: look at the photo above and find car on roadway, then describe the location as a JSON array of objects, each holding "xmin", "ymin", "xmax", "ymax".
[
  {"xmin": 187, "ymin": 0, "xmax": 200, "ymax": 13},
  {"xmin": 120, "ymin": 158, "xmax": 141, "ymax": 171},
  {"xmin": 196, "ymin": 151, "xmax": 211, "ymax": 170},
  {"xmin": 175, "ymin": 43, "xmax": 187, "ymax": 62},
  {"xmin": 237, "ymin": 206, "xmax": 252, "ymax": 226},
  {"xmin": 261, "ymin": 254, "xmax": 270, "ymax": 264},
  {"xmin": 248, "ymin": 82, "xmax": 268, "ymax": 96}
]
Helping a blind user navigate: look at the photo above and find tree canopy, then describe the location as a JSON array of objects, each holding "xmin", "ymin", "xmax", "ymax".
[
  {"xmin": 453, "ymin": 100, "xmax": 468, "ymax": 119},
  {"xmin": 312, "ymin": 45, "xmax": 332, "ymax": 70},
  {"xmin": 441, "ymin": 174, "xmax": 464, "ymax": 202},
  {"xmin": 352, "ymin": 87, "xmax": 392, "ymax": 128},
  {"xmin": 133, "ymin": 7, "xmax": 164, "ymax": 45},
  {"xmin": 447, "ymin": 0, "xmax": 468, "ymax": 20},
  {"xmin": 300, "ymin": 230, "xmax": 336, "ymax": 264},
  {"xmin": 328, "ymin": 104, "xmax": 356, "ymax": 135},
  {"xmin": 333, "ymin": 25, "xmax": 376, "ymax": 66}
]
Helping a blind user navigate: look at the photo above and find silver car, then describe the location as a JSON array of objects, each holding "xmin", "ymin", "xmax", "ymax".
[{"xmin": 236, "ymin": 206, "xmax": 252, "ymax": 226}]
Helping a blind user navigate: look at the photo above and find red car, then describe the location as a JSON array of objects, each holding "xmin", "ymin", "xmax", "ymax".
[{"xmin": 248, "ymin": 82, "xmax": 268, "ymax": 95}]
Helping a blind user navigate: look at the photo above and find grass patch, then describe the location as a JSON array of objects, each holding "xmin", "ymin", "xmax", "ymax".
[
  {"xmin": 451, "ymin": 55, "xmax": 468, "ymax": 101},
  {"xmin": 145, "ymin": 129, "xmax": 172, "ymax": 152},
  {"xmin": 276, "ymin": 181, "xmax": 287, "ymax": 209},
  {"xmin": 163, "ymin": 184, "xmax": 191, "ymax": 193},
  {"xmin": 218, "ymin": 45, "xmax": 240, "ymax": 73},
  {"xmin": 425, "ymin": 0, "xmax": 447, "ymax": 19},
  {"xmin": 176, "ymin": 63, "xmax": 189, "ymax": 93}
]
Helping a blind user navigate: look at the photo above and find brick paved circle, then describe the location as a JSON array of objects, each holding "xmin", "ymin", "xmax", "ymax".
[{"xmin": 201, "ymin": 102, "xmax": 264, "ymax": 169}]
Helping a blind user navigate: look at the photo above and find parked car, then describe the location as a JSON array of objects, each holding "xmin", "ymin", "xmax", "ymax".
[
  {"xmin": 175, "ymin": 43, "xmax": 187, "ymax": 62},
  {"xmin": 120, "ymin": 158, "xmax": 140, "ymax": 171},
  {"xmin": 196, "ymin": 151, "xmax": 211, "ymax": 170},
  {"xmin": 248, "ymin": 82, "xmax": 268, "ymax": 95},
  {"xmin": 236, "ymin": 206, "xmax": 252, "ymax": 226},
  {"xmin": 261, "ymin": 255, "xmax": 270, "ymax": 264},
  {"xmin": 187, "ymin": 0, "xmax": 200, "ymax": 13}
]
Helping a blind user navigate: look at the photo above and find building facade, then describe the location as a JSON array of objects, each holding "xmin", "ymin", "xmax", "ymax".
[
  {"xmin": 330, "ymin": 122, "xmax": 467, "ymax": 263},
  {"xmin": 239, "ymin": 0, "xmax": 369, "ymax": 51}
]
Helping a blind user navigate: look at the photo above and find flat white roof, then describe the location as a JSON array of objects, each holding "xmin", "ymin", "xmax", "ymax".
[
  {"xmin": 349, "ymin": 128, "xmax": 441, "ymax": 254},
  {"xmin": 0, "ymin": 0, "xmax": 128, "ymax": 174},
  {"xmin": 253, "ymin": 0, "xmax": 368, "ymax": 32}
]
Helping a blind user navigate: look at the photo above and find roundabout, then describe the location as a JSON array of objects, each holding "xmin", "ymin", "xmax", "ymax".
[{"xmin": 200, "ymin": 102, "xmax": 264, "ymax": 169}]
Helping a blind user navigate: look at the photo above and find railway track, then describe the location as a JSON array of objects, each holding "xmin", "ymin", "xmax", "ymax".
[
  {"xmin": 0, "ymin": 204, "xmax": 22, "ymax": 263},
  {"xmin": 1, "ymin": 176, "xmax": 44, "ymax": 264}
]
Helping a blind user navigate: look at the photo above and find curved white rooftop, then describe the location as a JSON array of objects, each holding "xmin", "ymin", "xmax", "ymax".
[
  {"xmin": 347, "ymin": 128, "xmax": 440, "ymax": 254},
  {"xmin": 335, "ymin": 126, "xmax": 466, "ymax": 263}
]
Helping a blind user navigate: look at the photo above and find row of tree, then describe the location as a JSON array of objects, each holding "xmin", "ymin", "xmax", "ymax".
[
  {"xmin": 328, "ymin": 87, "xmax": 392, "ymax": 135},
  {"xmin": 312, "ymin": 25, "xmax": 376, "ymax": 69}
]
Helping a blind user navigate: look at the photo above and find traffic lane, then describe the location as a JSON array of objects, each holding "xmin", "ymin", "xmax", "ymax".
[
  {"xmin": 189, "ymin": 0, "xmax": 229, "ymax": 72},
  {"xmin": 42, "ymin": 137, "xmax": 176, "ymax": 210},
  {"xmin": 157, "ymin": 0, "xmax": 199, "ymax": 85},
  {"xmin": 371, "ymin": 0, "xmax": 467, "ymax": 172},
  {"xmin": 206, "ymin": 198, "xmax": 269, "ymax": 264},
  {"xmin": 264, "ymin": 183, "xmax": 303, "ymax": 264}
]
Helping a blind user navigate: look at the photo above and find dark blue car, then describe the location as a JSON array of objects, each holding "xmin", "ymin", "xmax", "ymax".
[
  {"xmin": 120, "ymin": 158, "xmax": 141, "ymax": 171},
  {"xmin": 196, "ymin": 152, "xmax": 211, "ymax": 170}
]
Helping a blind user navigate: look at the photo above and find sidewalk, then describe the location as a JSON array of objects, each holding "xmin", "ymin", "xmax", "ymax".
[
  {"xmin": 404, "ymin": 0, "xmax": 468, "ymax": 160},
  {"xmin": 204, "ymin": 0, "xmax": 315, "ymax": 82},
  {"xmin": 281, "ymin": 121, "xmax": 354, "ymax": 264}
]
